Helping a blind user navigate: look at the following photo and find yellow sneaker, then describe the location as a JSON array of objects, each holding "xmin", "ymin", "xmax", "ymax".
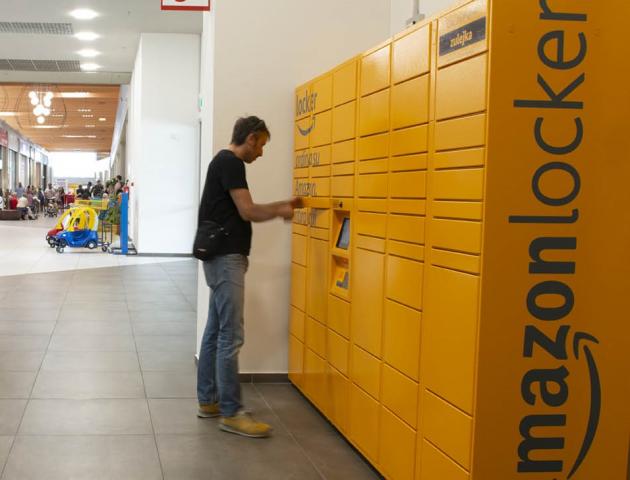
[
  {"xmin": 197, "ymin": 402, "xmax": 220, "ymax": 418},
  {"xmin": 219, "ymin": 411, "xmax": 273, "ymax": 438}
]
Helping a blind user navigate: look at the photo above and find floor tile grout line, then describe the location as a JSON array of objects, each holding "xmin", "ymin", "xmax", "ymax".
[
  {"xmin": 158, "ymin": 262, "xmax": 198, "ymax": 312},
  {"xmin": 127, "ymin": 282, "xmax": 166, "ymax": 480},
  {"xmin": 252, "ymin": 383, "xmax": 328, "ymax": 480},
  {"xmin": 0, "ymin": 268, "xmax": 72, "ymax": 479},
  {"xmin": 0, "ymin": 436, "xmax": 15, "ymax": 479},
  {"xmin": 8, "ymin": 431, "xmax": 159, "ymax": 437}
]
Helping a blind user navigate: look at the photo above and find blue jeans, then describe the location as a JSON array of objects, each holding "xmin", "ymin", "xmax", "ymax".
[{"xmin": 197, "ymin": 254, "xmax": 248, "ymax": 416}]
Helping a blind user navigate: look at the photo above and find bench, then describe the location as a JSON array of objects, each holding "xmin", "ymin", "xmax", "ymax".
[{"xmin": 0, "ymin": 210, "xmax": 22, "ymax": 220}]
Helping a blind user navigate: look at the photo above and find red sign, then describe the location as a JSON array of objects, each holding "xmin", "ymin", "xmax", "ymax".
[
  {"xmin": 161, "ymin": 0, "xmax": 210, "ymax": 11},
  {"xmin": 0, "ymin": 129, "xmax": 7, "ymax": 148}
]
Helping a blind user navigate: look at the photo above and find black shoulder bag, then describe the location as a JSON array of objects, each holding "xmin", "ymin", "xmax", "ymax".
[{"xmin": 192, "ymin": 220, "xmax": 229, "ymax": 261}]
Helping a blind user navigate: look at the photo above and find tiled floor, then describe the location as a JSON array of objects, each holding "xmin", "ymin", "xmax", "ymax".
[{"xmin": 0, "ymin": 221, "xmax": 380, "ymax": 479}]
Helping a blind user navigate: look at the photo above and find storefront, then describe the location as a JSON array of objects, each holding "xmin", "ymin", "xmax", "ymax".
[
  {"xmin": 8, "ymin": 131, "xmax": 19, "ymax": 191},
  {"xmin": 18, "ymin": 140, "xmax": 29, "ymax": 187},
  {"xmin": 0, "ymin": 128, "xmax": 8, "ymax": 192}
]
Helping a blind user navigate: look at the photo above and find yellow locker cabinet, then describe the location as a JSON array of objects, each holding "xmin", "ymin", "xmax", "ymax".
[{"xmin": 291, "ymin": 0, "xmax": 629, "ymax": 479}]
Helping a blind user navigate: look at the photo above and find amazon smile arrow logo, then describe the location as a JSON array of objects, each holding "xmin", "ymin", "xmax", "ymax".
[
  {"xmin": 297, "ymin": 116, "xmax": 316, "ymax": 137},
  {"xmin": 567, "ymin": 332, "xmax": 601, "ymax": 479}
]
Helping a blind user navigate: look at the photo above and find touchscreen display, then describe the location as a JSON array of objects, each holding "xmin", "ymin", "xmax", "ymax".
[{"xmin": 336, "ymin": 217, "xmax": 350, "ymax": 250}]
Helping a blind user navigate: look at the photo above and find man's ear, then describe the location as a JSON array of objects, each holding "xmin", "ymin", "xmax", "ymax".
[{"xmin": 246, "ymin": 133, "xmax": 257, "ymax": 146}]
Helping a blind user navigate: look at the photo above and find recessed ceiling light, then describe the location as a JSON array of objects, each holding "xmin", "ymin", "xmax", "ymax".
[
  {"xmin": 99, "ymin": 117, "xmax": 106, "ymax": 122},
  {"xmin": 85, "ymin": 125, "xmax": 95, "ymax": 128},
  {"xmin": 62, "ymin": 135, "xmax": 97, "ymax": 139},
  {"xmin": 80, "ymin": 63, "xmax": 101, "ymax": 71},
  {"xmin": 70, "ymin": 8, "xmax": 99, "ymax": 20},
  {"xmin": 77, "ymin": 49, "xmax": 100, "ymax": 58},
  {"xmin": 82, "ymin": 114, "xmax": 94, "ymax": 118},
  {"xmin": 33, "ymin": 125, "xmax": 63, "ymax": 129},
  {"xmin": 77, "ymin": 108, "xmax": 91, "ymax": 112},
  {"xmin": 0, "ymin": 112, "xmax": 17, "ymax": 117},
  {"xmin": 75, "ymin": 31, "xmax": 99, "ymax": 41},
  {"xmin": 60, "ymin": 92, "xmax": 91, "ymax": 98}
]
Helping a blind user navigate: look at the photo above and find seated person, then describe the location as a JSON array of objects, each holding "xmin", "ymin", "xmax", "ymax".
[
  {"xmin": 0, "ymin": 196, "xmax": 4, "ymax": 210},
  {"xmin": 26, "ymin": 206, "xmax": 37, "ymax": 220},
  {"xmin": 16, "ymin": 194, "xmax": 28, "ymax": 220},
  {"xmin": 9, "ymin": 194, "xmax": 17, "ymax": 210}
]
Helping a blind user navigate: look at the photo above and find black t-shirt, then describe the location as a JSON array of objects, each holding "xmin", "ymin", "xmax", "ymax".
[{"xmin": 198, "ymin": 149, "xmax": 252, "ymax": 256}]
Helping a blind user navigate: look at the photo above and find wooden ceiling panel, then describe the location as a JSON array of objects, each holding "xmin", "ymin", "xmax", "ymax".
[{"xmin": 0, "ymin": 83, "xmax": 119, "ymax": 154}]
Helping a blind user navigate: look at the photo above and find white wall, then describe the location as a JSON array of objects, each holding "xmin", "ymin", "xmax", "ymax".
[
  {"xmin": 127, "ymin": 34, "xmax": 200, "ymax": 254},
  {"xmin": 421, "ymin": 0, "xmax": 461, "ymax": 18},
  {"xmin": 127, "ymin": 44, "xmax": 142, "ymax": 247},
  {"xmin": 197, "ymin": 0, "xmax": 392, "ymax": 373}
]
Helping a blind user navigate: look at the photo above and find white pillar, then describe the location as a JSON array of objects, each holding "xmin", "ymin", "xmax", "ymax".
[{"xmin": 127, "ymin": 33, "xmax": 201, "ymax": 254}]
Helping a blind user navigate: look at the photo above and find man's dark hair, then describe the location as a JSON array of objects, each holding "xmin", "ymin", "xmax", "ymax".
[{"xmin": 231, "ymin": 116, "xmax": 271, "ymax": 146}]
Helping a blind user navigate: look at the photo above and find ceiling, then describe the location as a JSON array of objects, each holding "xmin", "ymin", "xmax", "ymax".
[
  {"xmin": 1, "ymin": 83, "xmax": 119, "ymax": 154},
  {"xmin": 0, "ymin": 0, "xmax": 203, "ymax": 84},
  {"xmin": 0, "ymin": 0, "xmax": 202, "ymax": 155}
]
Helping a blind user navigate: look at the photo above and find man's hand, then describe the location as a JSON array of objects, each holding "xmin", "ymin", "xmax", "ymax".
[
  {"xmin": 230, "ymin": 189, "xmax": 298, "ymax": 222},
  {"xmin": 290, "ymin": 197, "xmax": 303, "ymax": 209},
  {"xmin": 277, "ymin": 201, "xmax": 294, "ymax": 220}
]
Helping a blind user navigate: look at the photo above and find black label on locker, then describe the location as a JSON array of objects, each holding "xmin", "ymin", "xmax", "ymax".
[{"xmin": 439, "ymin": 17, "xmax": 486, "ymax": 56}]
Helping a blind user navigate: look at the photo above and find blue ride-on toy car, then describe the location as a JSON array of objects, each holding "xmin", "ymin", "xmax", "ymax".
[{"xmin": 54, "ymin": 229, "xmax": 100, "ymax": 253}]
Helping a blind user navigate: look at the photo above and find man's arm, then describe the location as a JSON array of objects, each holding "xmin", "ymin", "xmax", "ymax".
[{"xmin": 230, "ymin": 188, "xmax": 296, "ymax": 222}]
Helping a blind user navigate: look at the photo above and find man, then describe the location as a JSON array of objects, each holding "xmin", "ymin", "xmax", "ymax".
[
  {"xmin": 44, "ymin": 184, "xmax": 55, "ymax": 204},
  {"xmin": 114, "ymin": 175, "xmax": 123, "ymax": 195},
  {"xmin": 196, "ymin": 116, "xmax": 298, "ymax": 438},
  {"xmin": 92, "ymin": 180, "xmax": 104, "ymax": 198},
  {"xmin": 16, "ymin": 183, "xmax": 24, "ymax": 198},
  {"xmin": 84, "ymin": 181, "xmax": 93, "ymax": 199},
  {"xmin": 37, "ymin": 187, "xmax": 46, "ymax": 210}
]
